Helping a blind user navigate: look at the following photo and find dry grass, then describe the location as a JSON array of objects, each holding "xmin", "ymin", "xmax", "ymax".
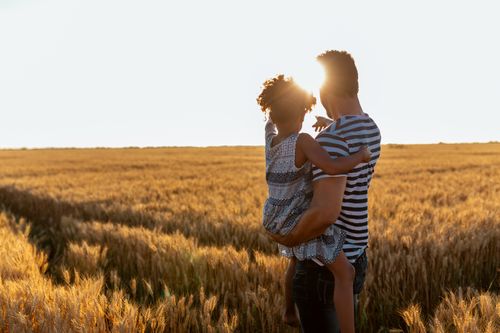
[
  {"xmin": 0, "ymin": 143, "xmax": 499, "ymax": 332},
  {"xmin": 0, "ymin": 212, "xmax": 238, "ymax": 332},
  {"xmin": 401, "ymin": 289, "xmax": 500, "ymax": 332}
]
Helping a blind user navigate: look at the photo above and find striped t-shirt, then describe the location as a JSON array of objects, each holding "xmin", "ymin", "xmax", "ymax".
[{"xmin": 312, "ymin": 113, "xmax": 381, "ymax": 263}]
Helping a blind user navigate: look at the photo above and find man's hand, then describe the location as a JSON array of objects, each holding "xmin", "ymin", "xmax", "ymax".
[
  {"xmin": 266, "ymin": 230, "xmax": 298, "ymax": 247},
  {"xmin": 312, "ymin": 116, "xmax": 332, "ymax": 132},
  {"xmin": 359, "ymin": 145, "xmax": 372, "ymax": 163}
]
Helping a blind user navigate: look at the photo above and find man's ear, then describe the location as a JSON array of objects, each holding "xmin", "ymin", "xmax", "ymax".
[
  {"xmin": 321, "ymin": 94, "xmax": 330, "ymax": 117},
  {"xmin": 320, "ymin": 89, "xmax": 329, "ymax": 113}
]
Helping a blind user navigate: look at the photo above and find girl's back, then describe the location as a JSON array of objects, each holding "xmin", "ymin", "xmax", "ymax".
[{"xmin": 263, "ymin": 120, "xmax": 312, "ymax": 235}]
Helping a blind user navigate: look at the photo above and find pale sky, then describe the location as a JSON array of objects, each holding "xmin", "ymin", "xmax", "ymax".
[{"xmin": 1, "ymin": 0, "xmax": 499, "ymax": 148}]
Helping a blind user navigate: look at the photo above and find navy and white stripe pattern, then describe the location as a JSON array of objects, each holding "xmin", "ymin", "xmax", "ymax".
[
  {"xmin": 312, "ymin": 113, "xmax": 381, "ymax": 263},
  {"xmin": 263, "ymin": 119, "xmax": 346, "ymax": 264}
]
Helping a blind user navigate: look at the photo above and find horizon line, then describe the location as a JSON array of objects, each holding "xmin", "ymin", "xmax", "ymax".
[{"xmin": 1, "ymin": 140, "xmax": 499, "ymax": 151}]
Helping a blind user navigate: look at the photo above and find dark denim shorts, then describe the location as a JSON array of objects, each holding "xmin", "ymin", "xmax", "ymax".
[{"xmin": 292, "ymin": 251, "xmax": 368, "ymax": 333}]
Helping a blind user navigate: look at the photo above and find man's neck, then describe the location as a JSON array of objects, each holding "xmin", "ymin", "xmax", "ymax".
[{"xmin": 330, "ymin": 96, "xmax": 363, "ymax": 120}]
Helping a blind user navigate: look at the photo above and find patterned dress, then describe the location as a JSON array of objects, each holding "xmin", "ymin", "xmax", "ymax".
[{"xmin": 262, "ymin": 120, "xmax": 346, "ymax": 264}]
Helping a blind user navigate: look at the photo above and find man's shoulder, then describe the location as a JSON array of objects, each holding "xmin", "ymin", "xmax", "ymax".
[
  {"xmin": 334, "ymin": 114, "xmax": 380, "ymax": 136},
  {"xmin": 314, "ymin": 125, "xmax": 350, "ymax": 159},
  {"xmin": 315, "ymin": 124, "xmax": 348, "ymax": 144}
]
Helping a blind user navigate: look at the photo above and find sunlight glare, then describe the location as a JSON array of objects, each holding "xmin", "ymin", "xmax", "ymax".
[{"xmin": 291, "ymin": 61, "xmax": 325, "ymax": 95}]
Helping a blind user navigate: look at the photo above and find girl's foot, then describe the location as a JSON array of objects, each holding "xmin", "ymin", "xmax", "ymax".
[{"xmin": 282, "ymin": 309, "xmax": 300, "ymax": 327}]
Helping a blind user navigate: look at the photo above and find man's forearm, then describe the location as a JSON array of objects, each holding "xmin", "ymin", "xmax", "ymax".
[
  {"xmin": 287, "ymin": 206, "xmax": 336, "ymax": 246},
  {"xmin": 270, "ymin": 177, "xmax": 346, "ymax": 248},
  {"xmin": 288, "ymin": 177, "xmax": 346, "ymax": 246}
]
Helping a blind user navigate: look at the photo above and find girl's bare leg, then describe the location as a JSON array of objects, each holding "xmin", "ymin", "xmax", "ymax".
[
  {"xmin": 283, "ymin": 257, "xmax": 300, "ymax": 327},
  {"xmin": 325, "ymin": 251, "xmax": 355, "ymax": 333}
]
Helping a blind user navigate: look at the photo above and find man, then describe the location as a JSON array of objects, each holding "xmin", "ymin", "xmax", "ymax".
[{"xmin": 271, "ymin": 50, "xmax": 381, "ymax": 332}]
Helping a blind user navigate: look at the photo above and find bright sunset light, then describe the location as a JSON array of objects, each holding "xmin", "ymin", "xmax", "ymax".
[
  {"xmin": 0, "ymin": 2, "xmax": 498, "ymax": 332},
  {"xmin": 290, "ymin": 61, "xmax": 325, "ymax": 95}
]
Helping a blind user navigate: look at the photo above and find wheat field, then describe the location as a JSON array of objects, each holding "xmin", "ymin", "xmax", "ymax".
[{"xmin": 0, "ymin": 143, "xmax": 498, "ymax": 332}]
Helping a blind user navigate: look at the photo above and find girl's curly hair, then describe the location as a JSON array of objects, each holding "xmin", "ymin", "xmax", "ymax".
[{"xmin": 256, "ymin": 74, "xmax": 316, "ymax": 124}]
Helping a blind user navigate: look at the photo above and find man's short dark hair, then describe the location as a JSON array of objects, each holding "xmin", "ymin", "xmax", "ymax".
[{"xmin": 317, "ymin": 50, "xmax": 358, "ymax": 97}]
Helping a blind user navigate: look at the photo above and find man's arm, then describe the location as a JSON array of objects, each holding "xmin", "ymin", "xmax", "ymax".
[{"xmin": 269, "ymin": 176, "xmax": 346, "ymax": 247}]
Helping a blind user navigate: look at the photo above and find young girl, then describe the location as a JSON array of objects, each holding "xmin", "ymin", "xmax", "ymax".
[{"xmin": 257, "ymin": 75, "xmax": 370, "ymax": 332}]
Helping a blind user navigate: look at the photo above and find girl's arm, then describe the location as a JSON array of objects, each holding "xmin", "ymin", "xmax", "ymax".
[
  {"xmin": 297, "ymin": 133, "xmax": 370, "ymax": 175},
  {"xmin": 265, "ymin": 118, "xmax": 277, "ymax": 146}
]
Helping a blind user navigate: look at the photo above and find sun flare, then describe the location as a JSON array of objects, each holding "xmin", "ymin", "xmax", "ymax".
[{"xmin": 290, "ymin": 61, "xmax": 325, "ymax": 94}]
